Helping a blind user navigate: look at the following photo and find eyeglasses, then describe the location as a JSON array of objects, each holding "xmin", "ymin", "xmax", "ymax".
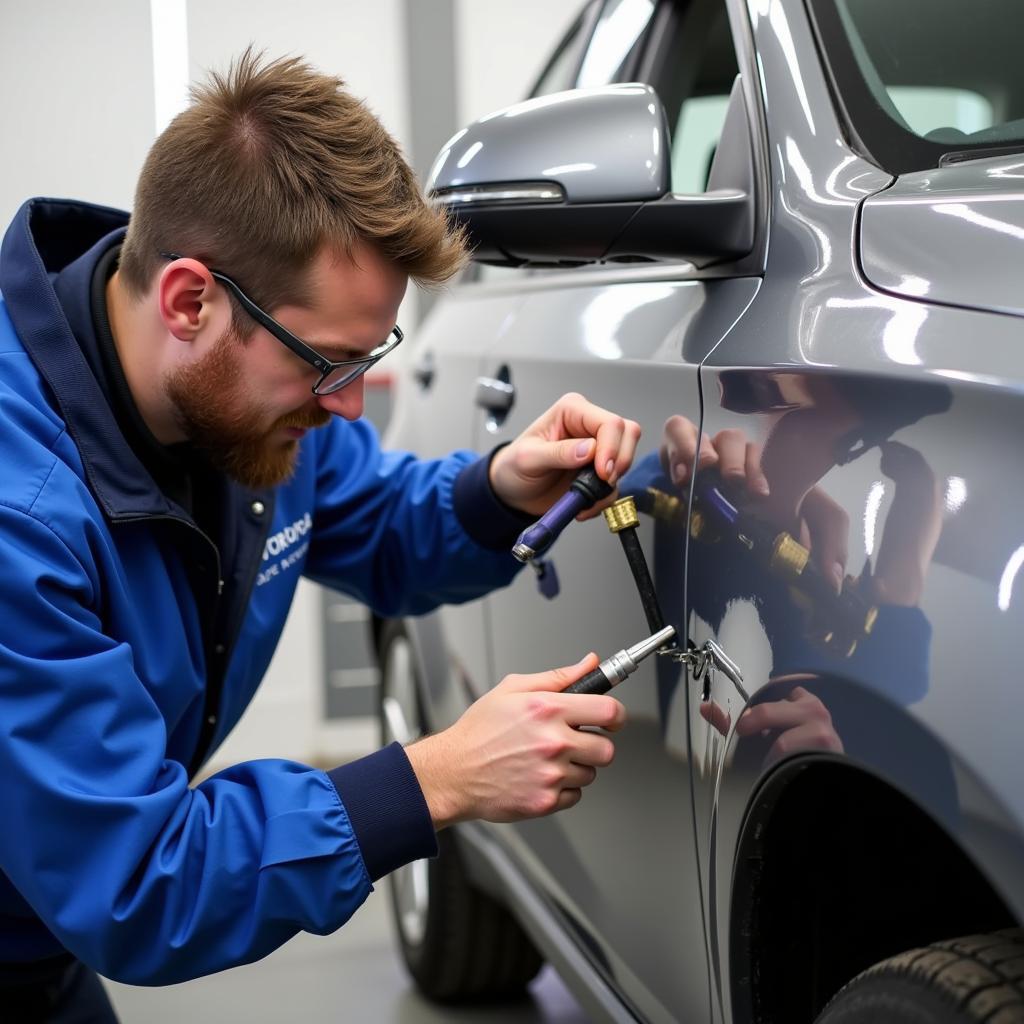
[{"xmin": 160, "ymin": 252, "xmax": 403, "ymax": 395}]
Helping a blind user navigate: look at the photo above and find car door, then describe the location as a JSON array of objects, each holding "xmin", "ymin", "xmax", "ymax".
[
  {"xmin": 478, "ymin": 2, "xmax": 766, "ymax": 1020},
  {"xmin": 384, "ymin": 288, "xmax": 531, "ymax": 724},
  {"xmin": 681, "ymin": 3, "xmax": 1024, "ymax": 1021}
]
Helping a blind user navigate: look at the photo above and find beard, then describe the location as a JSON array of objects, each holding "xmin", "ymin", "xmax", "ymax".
[{"xmin": 164, "ymin": 329, "xmax": 331, "ymax": 488}]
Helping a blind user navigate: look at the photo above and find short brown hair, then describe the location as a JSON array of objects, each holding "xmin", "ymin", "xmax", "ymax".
[{"xmin": 120, "ymin": 48, "xmax": 467, "ymax": 317}]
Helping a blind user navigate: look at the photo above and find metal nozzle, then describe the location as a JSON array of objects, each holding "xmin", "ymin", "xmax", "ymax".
[
  {"xmin": 512, "ymin": 542, "xmax": 536, "ymax": 563},
  {"xmin": 597, "ymin": 624, "xmax": 676, "ymax": 688},
  {"xmin": 625, "ymin": 624, "xmax": 676, "ymax": 664}
]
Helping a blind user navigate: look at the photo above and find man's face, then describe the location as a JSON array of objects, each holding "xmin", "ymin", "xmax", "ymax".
[{"xmin": 164, "ymin": 242, "xmax": 408, "ymax": 488}]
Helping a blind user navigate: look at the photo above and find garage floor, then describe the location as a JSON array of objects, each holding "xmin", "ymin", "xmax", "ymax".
[{"xmin": 103, "ymin": 879, "xmax": 590, "ymax": 1023}]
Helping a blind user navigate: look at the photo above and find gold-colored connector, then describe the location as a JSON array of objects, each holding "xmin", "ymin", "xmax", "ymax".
[
  {"xmin": 603, "ymin": 496, "xmax": 640, "ymax": 533},
  {"xmin": 689, "ymin": 507, "xmax": 708, "ymax": 541},
  {"xmin": 646, "ymin": 487, "xmax": 684, "ymax": 524},
  {"xmin": 770, "ymin": 532, "xmax": 809, "ymax": 580}
]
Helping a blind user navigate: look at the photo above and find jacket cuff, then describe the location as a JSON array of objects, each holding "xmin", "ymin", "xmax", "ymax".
[
  {"xmin": 452, "ymin": 445, "xmax": 535, "ymax": 551},
  {"xmin": 327, "ymin": 742, "xmax": 437, "ymax": 882}
]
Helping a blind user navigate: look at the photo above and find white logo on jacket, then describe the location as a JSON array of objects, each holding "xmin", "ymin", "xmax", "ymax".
[{"xmin": 257, "ymin": 512, "xmax": 312, "ymax": 586}]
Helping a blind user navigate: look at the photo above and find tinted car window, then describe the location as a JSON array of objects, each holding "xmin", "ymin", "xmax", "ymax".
[
  {"xmin": 809, "ymin": 0, "xmax": 1024, "ymax": 173},
  {"xmin": 646, "ymin": 0, "xmax": 739, "ymax": 192},
  {"xmin": 530, "ymin": 1, "xmax": 597, "ymax": 97},
  {"xmin": 577, "ymin": 0, "xmax": 656, "ymax": 87}
]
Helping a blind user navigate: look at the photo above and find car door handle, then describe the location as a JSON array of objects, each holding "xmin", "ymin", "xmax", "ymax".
[{"xmin": 474, "ymin": 376, "xmax": 515, "ymax": 413}]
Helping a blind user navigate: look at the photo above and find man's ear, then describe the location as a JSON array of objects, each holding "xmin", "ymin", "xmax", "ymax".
[{"xmin": 157, "ymin": 259, "xmax": 225, "ymax": 342}]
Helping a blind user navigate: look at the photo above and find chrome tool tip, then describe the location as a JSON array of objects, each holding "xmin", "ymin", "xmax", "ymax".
[
  {"xmin": 512, "ymin": 542, "xmax": 535, "ymax": 563},
  {"xmin": 626, "ymin": 625, "xmax": 676, "ymax": 664}
]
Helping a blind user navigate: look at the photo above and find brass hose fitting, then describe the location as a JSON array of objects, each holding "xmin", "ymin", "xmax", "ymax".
[
  {"xmin": 603, "ymin": 496, "xmax": 640, "ymax": 533},
  {"xmin": 770, "ymin": 532, "xmax": 810, "ymax": 581}
]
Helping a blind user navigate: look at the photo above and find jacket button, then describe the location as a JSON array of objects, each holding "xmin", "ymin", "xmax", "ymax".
[
  {"xmin": 207, "ymin": 715, "xmax": 217, "ymax": 726},
  {"xmin": 251, "ymin": 500, "xmax": 266, "ymax": 516},
  {"xmin": 214, "ymin": 643, "xmax": 225, "ymax": 655}
]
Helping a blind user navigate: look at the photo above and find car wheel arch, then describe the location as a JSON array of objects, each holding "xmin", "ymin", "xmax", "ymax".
[{"xmin": 725, "ymin": 754, "xmax": 1019, "ymax": 1023}]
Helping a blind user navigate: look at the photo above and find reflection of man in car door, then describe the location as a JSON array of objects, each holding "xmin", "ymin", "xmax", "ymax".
[{"xmin": 619, "ymin": 372, "xmax": 950, "ymax": 767}]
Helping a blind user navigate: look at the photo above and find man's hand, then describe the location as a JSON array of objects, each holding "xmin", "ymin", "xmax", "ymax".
[
  {"xmin": 488, "ymin": 393, "xmax": 642, "ymax": 517},
  {"xmin": 404, "ymin": 653, "xmax": 627, "ymax": 829},
  {"xmin": 734, "ymin": 683, "xmax": 843, "ymax": 768},
  {"xmin": 662, "ymin": 416, "xmax": 850, "ymax": 593}
]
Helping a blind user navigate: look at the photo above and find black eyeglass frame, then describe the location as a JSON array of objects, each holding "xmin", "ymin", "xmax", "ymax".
[{"xmin": 160, "ymin": 252, "xmax": 403, "ymax": 395}]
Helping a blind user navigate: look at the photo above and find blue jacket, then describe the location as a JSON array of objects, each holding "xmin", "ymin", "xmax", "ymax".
[{"xmin": 0, "ymin": 198, "xmax": 523, "ymax": 983}]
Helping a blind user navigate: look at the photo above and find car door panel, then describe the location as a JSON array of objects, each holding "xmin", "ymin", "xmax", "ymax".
[
  {"xmin": 681, "ymin": 2, "xmax": 1024, "ymax": 1017},
  {"xmin": 385, "ymin": 291, "xmax": 528, "ymax": 722},
  {"xmin": 479, "ymin": 274, "xmax": 758, "ymax": 1023}
]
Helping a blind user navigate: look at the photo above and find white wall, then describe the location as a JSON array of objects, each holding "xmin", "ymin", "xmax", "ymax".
[
  {"xmin": 454, "ymin": 0, "xmax": 583, "ymax": 126},
  {"xmin": 0, "ymin": 0, "xmax": 155, "ymax": 227},
  {"xmin": 187, "ymin": 0, "xmax": 410, "ymax": 150},
  {"xmin": 0, "ymin": 1, "xmax": 587, "ymax": 772}
]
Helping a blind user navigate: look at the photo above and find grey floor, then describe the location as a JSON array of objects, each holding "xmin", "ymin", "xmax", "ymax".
[{"xmin": 104, "ymin": 881, "xmax": 590, "ymax": 1023}]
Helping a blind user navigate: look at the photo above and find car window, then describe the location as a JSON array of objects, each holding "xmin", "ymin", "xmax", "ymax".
[
  {"xmin": 577, "ymin": 0, "xmax": 656, "ymax": 88},
  {"xmin": 808, "ymin": 0, "xmax": 1024, "ymax": 173},
  {"xmin": 644, "ymin": 0, "xmax": 739, "ymax": 193},
  {"xmin": 530, "ymin": 1, "xmax": 598, "ymax": 98},
  {"xmin": 672, "ymin": 94, "xmax": 732, "ymax": 192},
  {"xmin": 475, "ymin": 0, "xmax": 743, "ymax": 284},
  {"xmin": 888, "ymin": 87, "xmax": 995, "ymax": 141}
]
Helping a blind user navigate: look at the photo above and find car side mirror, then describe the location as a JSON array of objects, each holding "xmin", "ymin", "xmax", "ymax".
[{"xmin": 427, "ymin": 81, "xmax": 755, "ymax": 268}]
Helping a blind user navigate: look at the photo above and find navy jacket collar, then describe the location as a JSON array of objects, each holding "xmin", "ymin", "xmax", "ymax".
[{"xmin": 0, "ymin": 198, "xmax": 178, "ymax": 520}]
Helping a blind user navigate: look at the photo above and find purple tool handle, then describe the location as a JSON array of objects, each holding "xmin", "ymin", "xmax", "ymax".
[
  {"xmin": 515, "ymin": 489, "xmax": 587, "ymax": 558},
  {"xmin": 513, "ymin": 463, "xmax": 614, "ymax": 561}
]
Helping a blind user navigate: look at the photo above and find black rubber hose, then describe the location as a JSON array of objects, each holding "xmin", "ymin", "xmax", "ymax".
[
  {"xmin": 563, "ymin": 666, "xmax": 613, "ymax": 695},
  {"xmin": 616, "ymin": 527, "xmax": 666, "ymax": 635}
]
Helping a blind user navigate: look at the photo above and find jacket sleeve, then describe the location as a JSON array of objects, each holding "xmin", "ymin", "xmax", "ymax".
[
  {"xmin": 0, "ymin": 503, "xmax": 418, "ymax": 985},
  {"xmin": 303, "ymin": 417, "xmax": 527, "ymax": 616}
]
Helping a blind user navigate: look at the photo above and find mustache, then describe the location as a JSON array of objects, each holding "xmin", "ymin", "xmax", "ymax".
[{"xmin": 274, "ymin": 407, "xmax": 333, "ymax": 431}]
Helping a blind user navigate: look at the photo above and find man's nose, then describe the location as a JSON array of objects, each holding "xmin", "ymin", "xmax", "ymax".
[{"xmin": 317, "ymin": 376, "xmax": 365, "ymax": 421}]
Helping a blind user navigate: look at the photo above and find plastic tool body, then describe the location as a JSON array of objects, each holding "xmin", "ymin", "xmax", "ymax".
[{"xmin": 513, "ymin": 465, "xmax": 614, "ymax": 563}]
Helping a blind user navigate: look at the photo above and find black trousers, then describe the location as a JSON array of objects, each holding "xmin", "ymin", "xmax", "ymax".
[{"xmin": 1, "ymin": 955, "xmax": 119, "ymax": 1024}]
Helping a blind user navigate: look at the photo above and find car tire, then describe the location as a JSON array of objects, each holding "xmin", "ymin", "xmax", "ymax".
[
  {"xmin": 815, "ymin": 929, "xmax": 1024, "ymax": 1023},
  {"xmin": 377, "ymin": 620, "xmax": 544, "ymax": 1003}
]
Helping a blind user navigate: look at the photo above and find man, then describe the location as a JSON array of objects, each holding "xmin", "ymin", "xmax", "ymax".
[{"xmin": 0, "ymin": 50, "xmax": 640, "ymax": 1020}]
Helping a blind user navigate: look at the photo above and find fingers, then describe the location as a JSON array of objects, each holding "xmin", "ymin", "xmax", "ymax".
[
  {"xmin": 552, "ymin": 788, "xmax": 583, "ymax": 814},
  {"xmin": 662, "ymin": 415, "xmax": 710, "ymax": 487},
  {"xmin": 800, "ymin": 488, "xmax": 849, "ymax": 592},
  {"xmin": 765, "ymin": 720, "xmax": 844, "ymax": 767},
  {"xmin": 713, "ymin": 429, "xmax": 747, "ymax": 484},
  {"xmin": 713, "ymin": 430, "xmax": 769, "ymax": 497},
  {"xmin": 734, "ymin": 687, "xmax": 833, "ymax": 736},
  {"xmin": 511, "ymin": 435, "xmax": 595, "ymax": 477},
  {"xmin": 699, "ymin": 698, "xmax": 732, "ymax": 737},
  {"xmin": 546, "ymin": 393, "xmax": 642, "ymax": 486},
  {"xmin": 498, "ymin": 656, "xmax": 627, "ymax": 731},
  {"xmin": 575, "ymin": 487, "xmax": 621, "ymax": 522},
  {"xmin": 745, "ymin": 441, "xmax": 770, "ymax": 496},
  {"xmin": 499, "ymin": 653, "xmax": 600, "ymax": 693},
  {"xmin": 661, "ymin": 419, "xmax": 769, "ymax": 498}
]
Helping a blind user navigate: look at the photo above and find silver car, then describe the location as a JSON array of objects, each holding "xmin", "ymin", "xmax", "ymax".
[{"xmin": 378, "ymin": 1, "xmax": 1024, "ymax": 1021}]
